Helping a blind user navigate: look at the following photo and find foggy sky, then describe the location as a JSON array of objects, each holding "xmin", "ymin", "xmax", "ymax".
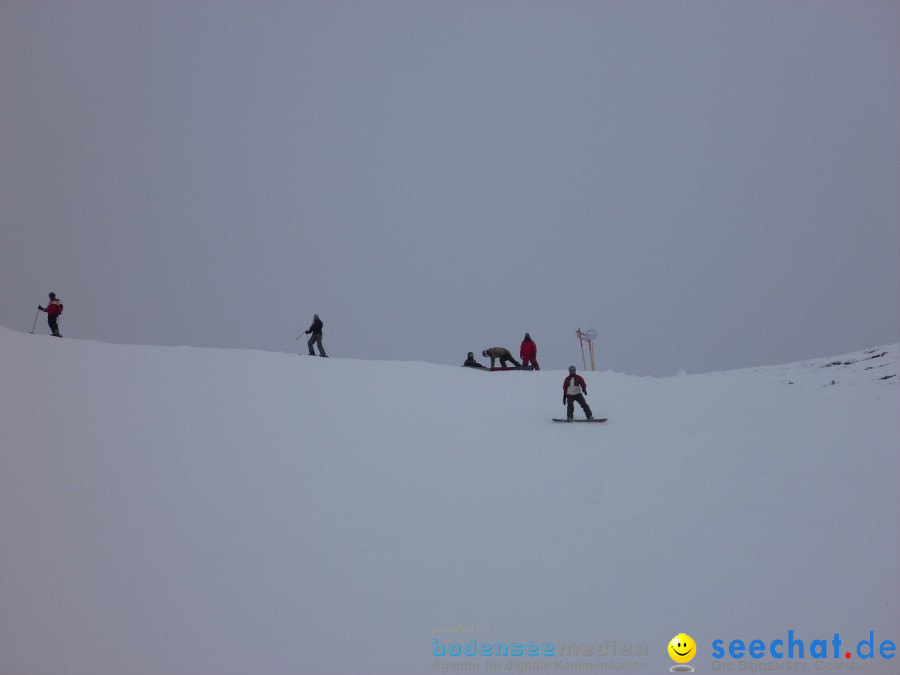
[{"xmin": 2, "ymin": 0, "xmax": 898, "ymax": 375}]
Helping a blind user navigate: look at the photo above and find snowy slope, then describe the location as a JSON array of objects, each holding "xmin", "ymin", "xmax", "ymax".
[{"xmin": 1, "ymin": 327, "xmax": 897, "ymax": 674}]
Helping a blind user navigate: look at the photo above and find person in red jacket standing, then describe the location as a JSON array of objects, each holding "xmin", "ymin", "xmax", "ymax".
[
  {"xmin": 563, "ymin": 365, "xmax": 592, "ymax": 420},
  {"xmin": 520, "ymin": 333, "xmax": 540, "ymax": 370},
  {"xmin": 38, "ymin": 292, "xmax": 63, "ymax": 337}
]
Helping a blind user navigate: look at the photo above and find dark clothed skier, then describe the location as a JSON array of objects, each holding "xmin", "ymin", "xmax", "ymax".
[
  {"xmin": 463, "ymin": 352, "xmax": 487, "ymax": 369},
  {"xmin": 482, "ymin": 347, "xmax": 521, "ymax": 369},
  {"xmin": 563, "ymin": 366, "xmax": 593, "ymax": 420},
  {"xmin": 38, "ymin": 292, "xmax": 63, "ymax": 337},
  {"xmin": 520, "ymin": 333, "xmax": 540, "ymax": 370},
  {"xmin": 305, "ymin": 314, "xmax": 327, "ymax": 357}
]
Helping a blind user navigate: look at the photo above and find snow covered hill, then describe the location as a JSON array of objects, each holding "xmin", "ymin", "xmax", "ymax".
[{"xmin": 1, "ymin": 327, "xmax": 897, "ymax": 674}]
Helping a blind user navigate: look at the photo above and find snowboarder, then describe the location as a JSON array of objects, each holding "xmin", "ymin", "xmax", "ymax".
[
  {"xmin": 482, "ymin": 347, "xmax": 521, "ymax": 369},
  {"xmin": 463, "ymin": 352, "xmax": 487, "ymax": 369},
  {"xmin": 38, "ymin": 292, "xmax": 63, "ymax": 337},
  {"xmin": 563, "ymin": 366, "xmax": 593, "ymax": 420},
  {"xmin": 304, "ymin": 314, "xmax": 327, "ymax": 357},
  {"xmin": 520, "ymin": 333, "xmax": 540, "ymax": 370}
]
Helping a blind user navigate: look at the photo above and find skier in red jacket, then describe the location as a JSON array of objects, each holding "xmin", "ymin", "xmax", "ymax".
[
  {"xmin": 563, "ymin": 366, "xmax": 592, "ymax": 420},
  {"xmin": 38, "ymin": 292, "xmax": 63, "ymax": 337},
  {"xmin": 520, "ymin": 333, "xmax": 540, "ymax": 370}
]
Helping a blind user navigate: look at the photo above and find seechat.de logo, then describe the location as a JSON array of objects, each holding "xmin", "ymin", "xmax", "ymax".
[{"xmin": 711, "ymin": 630, "xmax": 896, "ymax": 665}]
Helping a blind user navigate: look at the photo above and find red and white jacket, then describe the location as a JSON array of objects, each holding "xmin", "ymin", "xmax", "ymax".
[{"xmin": 564, "ymin": 374, "xmax": 587, "ymax": 396}]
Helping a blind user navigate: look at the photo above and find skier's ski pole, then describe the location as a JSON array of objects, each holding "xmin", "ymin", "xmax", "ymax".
[
  {"xmin": 295, "ymin": 332, "xmax": 304, "ymax": 340},
  {"xmin": 29, "ymin": 309, "xmax": 40, "ymax": 334}
]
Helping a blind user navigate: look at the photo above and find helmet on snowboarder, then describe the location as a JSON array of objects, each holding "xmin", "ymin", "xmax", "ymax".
[
  {"xmin": 467, "ymin": 352, "xmax": 474, "ymax": 359},
  {"xmin": 569, "ymin": 366, "xmax": 576, "ymax": 373}
]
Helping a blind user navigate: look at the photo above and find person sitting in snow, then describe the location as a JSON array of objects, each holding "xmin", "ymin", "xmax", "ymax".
[
  {"xmin": 463, "ymin": 352, "xmax": 487, "ymax": 369},
  {"xmin": 482, "ymin": 347, "xmax": 522, "ymax": 369},
  {"xmin": 563, "ymin": 366, "xmax": 593, "ymax": 420}
]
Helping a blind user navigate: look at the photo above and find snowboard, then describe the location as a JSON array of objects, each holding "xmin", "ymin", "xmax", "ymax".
[
  {"xmin": 552, "ymin": 418, "xmax": 607, "ymax": 423},
  {"xmin": 489, "ymin": 365, "xmax": 534, "ymax": 371}
]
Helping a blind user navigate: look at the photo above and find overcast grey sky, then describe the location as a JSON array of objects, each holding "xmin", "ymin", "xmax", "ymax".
[{"xmin": 1, "ymin": 0, "xmax": 897, "ymax": 375}]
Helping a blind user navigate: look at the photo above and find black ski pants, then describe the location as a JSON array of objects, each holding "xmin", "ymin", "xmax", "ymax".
[
  {"xmin": 307, "ymin": 332, "xmax": 327, "ymax": 356},
  {"xmin": 566, "ymin": 394, "xmax": 592, "ymax": 420},
  {"xmin": 490, "ymin": 356, "xmax": 522, "ymax": 368}
]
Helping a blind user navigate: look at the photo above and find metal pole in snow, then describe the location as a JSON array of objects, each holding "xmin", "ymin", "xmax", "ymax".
[{"xmin": 577, "ymin": 329, "xmax": 587, "ymax": 370}]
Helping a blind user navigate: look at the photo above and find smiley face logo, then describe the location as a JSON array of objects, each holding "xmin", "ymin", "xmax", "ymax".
[{"xmin": 668, "ymin": 633, "xmax": 696, "ymax": 664}]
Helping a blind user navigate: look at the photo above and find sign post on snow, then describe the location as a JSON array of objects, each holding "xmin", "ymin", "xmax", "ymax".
[{"xmin": 576, "ymin": 328, "xmax": 598, "ymax": 371}]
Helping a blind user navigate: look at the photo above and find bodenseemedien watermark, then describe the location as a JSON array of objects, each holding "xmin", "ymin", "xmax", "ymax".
[
  {"xmin": 433, "ymin": 659, "xmax": 649, "ymax": 672},
  {"xmin": 431, "ymin": 635, "xmax": 648, "ymax": 672}
]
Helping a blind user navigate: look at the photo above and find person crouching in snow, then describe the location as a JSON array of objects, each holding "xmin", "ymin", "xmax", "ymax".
[
  {"xmin": 38, "ymin": 292, "xmax": 63, "ymax": 337},
  {"xmin": 520, "ymin": 333, "xmax": 540, "ymax": 370},
  {"xmin": 563, "ymin": 366, "xmax": 593, "ymax": 420},
  {"xmin": 482, "ymin": 347, "xmax": 521, "ymax": 369}
]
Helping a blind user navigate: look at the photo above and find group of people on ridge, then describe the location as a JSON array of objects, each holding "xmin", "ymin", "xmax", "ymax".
[
  {"xmin": 31, "ymin": 298, "xmax": 594, "ymax": 420},
  {"xmin": 463, "ymin": 333, "xmax": 540, "ymax": 370},
  {"xmin": 463, "ymin": 333, "xmax": 594, "ymax": 420}
]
